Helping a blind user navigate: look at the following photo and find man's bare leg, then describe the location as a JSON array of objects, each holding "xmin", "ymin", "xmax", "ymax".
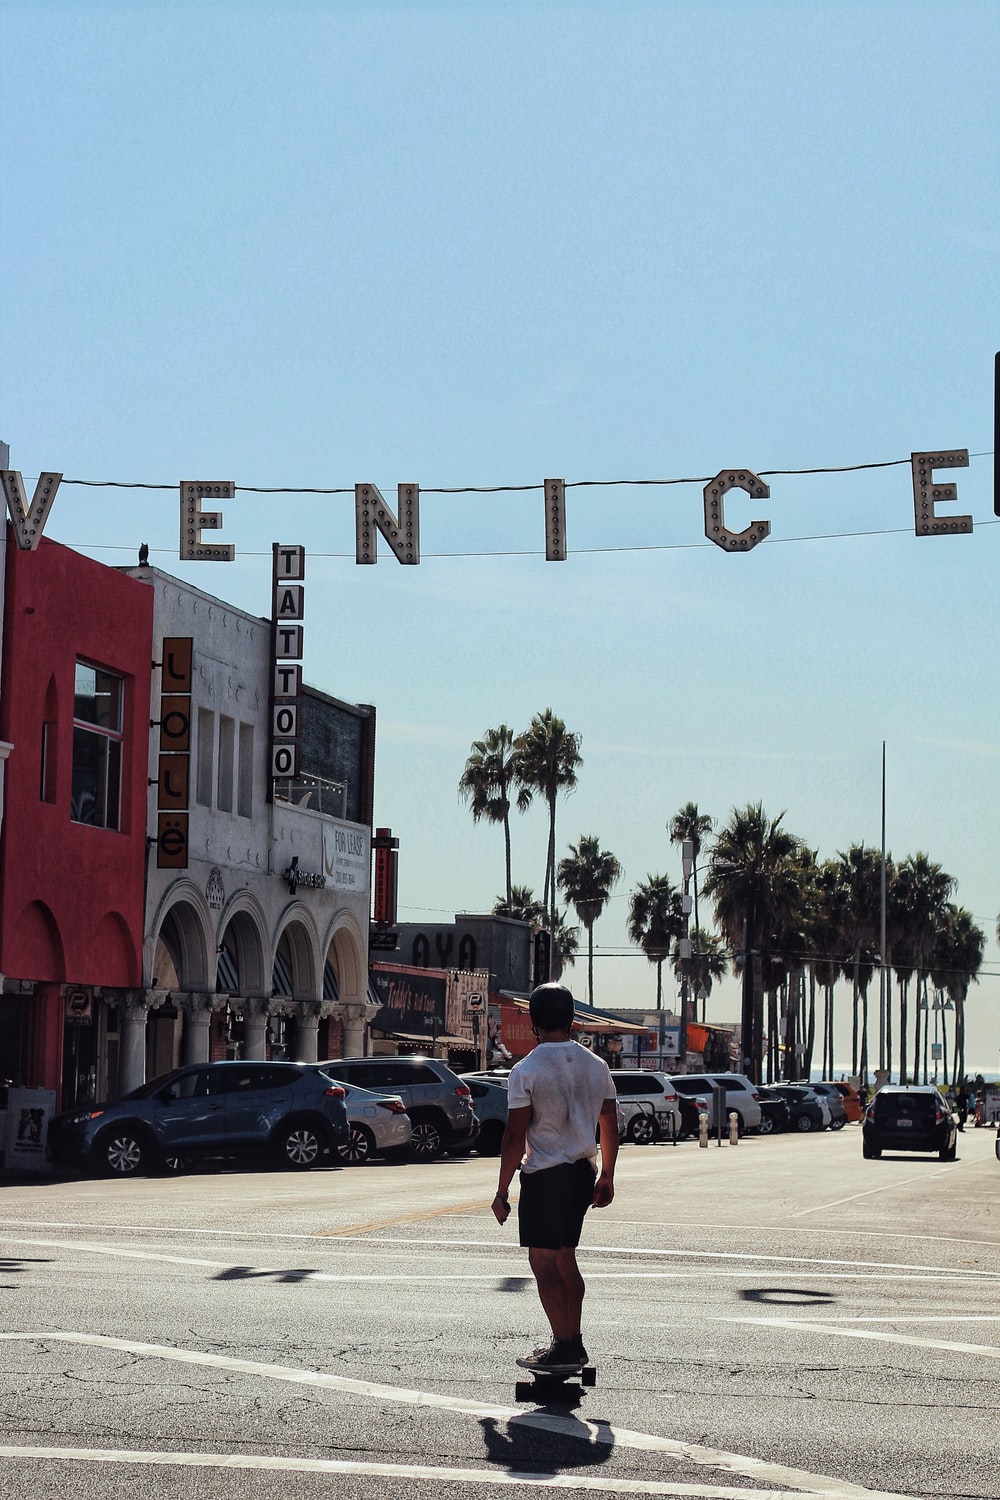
[{"xmin": 527, "ymin": 1246, "xmax": 586, "ymax": 1343}]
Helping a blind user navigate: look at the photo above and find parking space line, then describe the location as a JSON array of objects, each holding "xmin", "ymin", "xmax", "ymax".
[{"xmin": 0, "ymin": 1333, "xmax": 918, "ymax": 1500}]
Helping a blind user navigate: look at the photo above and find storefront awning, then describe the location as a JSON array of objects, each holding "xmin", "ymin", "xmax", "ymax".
[
  {"xmin": 373, "ymin": 1029, "xmax": 474, "ymax": 1048},
  {"xmin": 505, "ymin": 996, "xmax": 650, "ymax": 1036}
]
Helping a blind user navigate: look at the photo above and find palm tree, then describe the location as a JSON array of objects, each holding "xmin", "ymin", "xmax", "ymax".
[
  {"xmin": 627, "ymin": 874, "xmax": 684, "ymax": 1010},
  {"xmin": 513, "ymin": 710, "xmax": 582, "ymax": 932},
  {"xmin": 548, "ymin": 907, "xmax": 581, "ymax": 980},
  {"xmin": 669, "ymin": 803, "xmax": 714, "ymax": 1016},
  {"xmin": 458, "ymin": 724, "xmax": 519, "ymax": 904},
  {"xmin": 931, "ymin": 905, "xmax": 985, "ymax": 1084},
  {"xmin": 894, "ymin": 853, "xmax": 955, "ymax": 1082},
  {"xmin": 703, "ymin": 803, "xmax": 804, "ymax": 1084},
  {"xmin": 557, "ymin": 834, "xmax": 621, "ymax": 1004},
  {"xmin": 806, "ymin": 859, "xmax": 847, "ymax": 1081},
  {"xmin": 492, "ymin": 884, "xmax": 546, "ymax": 927},
  {"xmin": 685, "ymin": 926, "xmax": 730, "ymax": 1015},
  {"xmin": 836, "ymin": 844, "xmax": 883, "ymax": 1082}
]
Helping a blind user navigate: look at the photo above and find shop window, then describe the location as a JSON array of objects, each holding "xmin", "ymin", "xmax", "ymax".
[
  {"xmin": 217, "ymin": 715, "xmax": 235, "ymax": 813},
  {"xmin": 196, "ymin": 708, "xmax": 215, "ymax": 806},
  {"xmin": 238, "ymin": 722, "xmax": 254, "ymax": 818},
  {"xmin": 71, "ymin": 662, "xmax": 123, "ymax": 830}
]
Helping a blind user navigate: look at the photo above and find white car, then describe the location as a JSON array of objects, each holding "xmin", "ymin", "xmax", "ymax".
[
  {"xmin": 668, "ymin": 1072, "xmax": 763, "ymax": 1132},
  {"xmin": 608, "ymin": 1069, "xmax": 683, "ymax": 1144},
  {"xmin": 314, "ymin": 1071, "xmax": 412, "ymax": 1165}
]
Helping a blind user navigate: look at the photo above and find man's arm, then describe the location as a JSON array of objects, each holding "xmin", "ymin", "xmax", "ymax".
[
  {"xmin": 492, "ymin": 1104, "xmax": 530, "ymax": 1224},
  {"xmin": 593, "ymin": 1098, "xmax": 619, "ymax": 1208}
]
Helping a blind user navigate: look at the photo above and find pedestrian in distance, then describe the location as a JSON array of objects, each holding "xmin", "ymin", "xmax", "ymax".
[{"xmin": 491, "ymin": 982, "xmax": 619, "ymax": 1375}]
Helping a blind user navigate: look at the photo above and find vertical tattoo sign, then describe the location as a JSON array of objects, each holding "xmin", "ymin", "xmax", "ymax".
[{"xmin": 271, "ymin": 544, "xmax": 305, "ymax": 784}]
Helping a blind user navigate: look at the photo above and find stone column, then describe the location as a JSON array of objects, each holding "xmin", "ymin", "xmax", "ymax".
[
  {"xmin": 340, "ymin": 1002, "xmax": 368, "ymax": 1059},
  {"xmin": 180, "ymin": 994, "xmax": 216, "ymax": 1066},
  {"xmin": 119, "ymin": 992, "xmax": 152, "ymax": 1096},
  {"xmin": 242, "ymin": 996, "xmax": 270, "ymax": 1060},
  {"xmin": 294, "ymin": 1006, "xmax": 320, "ymax": 1064}
]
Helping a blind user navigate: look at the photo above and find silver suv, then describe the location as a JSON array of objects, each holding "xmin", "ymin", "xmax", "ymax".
[
  {"xmin": 608, "ymin": 1069, "xmax": 682, "ymax": 1143},
  {"xmin": 669, "ymin": 1072, "xmax": 762, "ymax": 1132},
  {"xmin": 317, "ymin": 1056, "xmax": 478, "ymax": 1160}
]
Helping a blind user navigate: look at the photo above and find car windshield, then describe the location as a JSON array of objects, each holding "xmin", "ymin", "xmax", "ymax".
[{"xmin": 122, "ymin": 1069, "xmax": 182, "ymax": 1101}]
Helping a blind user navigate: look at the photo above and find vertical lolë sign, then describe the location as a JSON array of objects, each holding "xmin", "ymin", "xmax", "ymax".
[
  {"xmin": 271, "ymin": 545, "xmax": 305, "ymax": 782},
  {"xmin": 156, "ymin": 637, "xmax": 193, "ymax": 868}
]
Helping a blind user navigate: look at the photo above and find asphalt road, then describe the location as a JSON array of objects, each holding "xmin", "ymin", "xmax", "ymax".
[{"xmin": 1, "ymin": 1121, "xmax": 997, "ymax": 1500}]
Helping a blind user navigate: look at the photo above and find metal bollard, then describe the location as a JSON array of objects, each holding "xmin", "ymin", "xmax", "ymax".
[
  {"xmin": 728, "ymin": 1110, "xmax": 740, "ymax": 1145},
  {"xmin": 698, "ymin": 1107, "xmax": 709, "ymax": 1148}
]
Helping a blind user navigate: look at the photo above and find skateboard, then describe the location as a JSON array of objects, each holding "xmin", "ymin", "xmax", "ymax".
[{"xmin": 514, "ymin": 1363, "xmax": 597, "ymax": 1403}]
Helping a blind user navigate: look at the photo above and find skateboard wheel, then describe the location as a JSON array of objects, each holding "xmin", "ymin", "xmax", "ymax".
[
  {"xmin": 581, "ymin": 1365, "xmax": 597, "ymax": 1387},
  {"xmin": 514, "ymin": 1381, "xmax": 534, "ymax": 1401}
]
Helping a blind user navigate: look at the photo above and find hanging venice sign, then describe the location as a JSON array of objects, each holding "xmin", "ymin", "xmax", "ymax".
[{"xmin": 0, "ymin": 451, "xmax": 983, "ymax": 561}]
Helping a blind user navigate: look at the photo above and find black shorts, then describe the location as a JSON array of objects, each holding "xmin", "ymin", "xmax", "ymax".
[{"xmin": 517, "ymin": 1158, "xmax": 597, "ymax": 1250}]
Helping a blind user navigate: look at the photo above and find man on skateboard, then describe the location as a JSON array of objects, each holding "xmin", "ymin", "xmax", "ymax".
[{"xmin": 491, "ymin": 982, "xmax": 619, "ymax": 1375}]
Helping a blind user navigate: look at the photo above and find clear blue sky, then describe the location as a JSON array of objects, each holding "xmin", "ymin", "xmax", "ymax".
[{"xmin": 4, "ymin": 1, "xmax": 998, "ymax": 1073}]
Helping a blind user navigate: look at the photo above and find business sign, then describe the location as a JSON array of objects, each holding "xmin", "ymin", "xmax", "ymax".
[
  {"xmin": 271, "ymin": 544, "xmax": 305, "ymax": 779},
  {"xmin": 322, "ymin": 821, "xmax": 369, "ymax": 894},
  {"xmin": 369, "ymin": 964, "xmax": 447, "ymax": 1040},
  {"xmin": 155, "ymin": 637, "xmax": 193, "ymax": 868},
  {"xmin": 4, "ymin": 1088, "xmax": 56, "ymax": 1173}
]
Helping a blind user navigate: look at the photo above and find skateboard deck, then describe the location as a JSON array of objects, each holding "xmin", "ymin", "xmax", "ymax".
[{"xmin": 514, "ymin": 1363, "xmax": 597, "ymax": 1402}]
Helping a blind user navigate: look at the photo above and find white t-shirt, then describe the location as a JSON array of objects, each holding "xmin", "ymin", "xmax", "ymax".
[{"xmin": 507, "ymin": 1040, "xmax": 617, "ymax": 1174}]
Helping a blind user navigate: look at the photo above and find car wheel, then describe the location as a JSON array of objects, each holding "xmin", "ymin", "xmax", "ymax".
[
  {"xmin": 627, "ymin": 1115, "xmax": 656, "ymax": 1145},
  {"xmin": 863, "ymin": 1142, "xmax": 881, "ymax": 1158},
  {"xmin": 939, "ymin": 1142, "xmax": 957, "ymax": 1162},
  {"xmin": 830, "ymin": 1117, "xmax": 846, "ymax": 1131},
  {"xmin": 97, "ymin": 1127, "xmax": 149, "ymax": 1177},
  {"xmin": 795, "ymin": 1114, "xmax": 814, "ymax": 1133},
  {"xmin": 338, "ymin": 1124, "xmax": 375, "ymax": 1165},
  {"xmin": 477, "ymin": 1121, "xmax": 505, "ymax": 1157},
  {"xmin": 275, "ymin": 1120, "xmax": 326, "ymax": 1170},
  {"xmin": 758, "ymin": 1114, "xmax": 775, "ymax": 1135},
  {"xmin": 160, "ymin": 1155, "xmax": 192, "ymax": 1174},
  {"xmin": 408, "ymin": 1115, "xmax": 445, "ymax": 1160}
]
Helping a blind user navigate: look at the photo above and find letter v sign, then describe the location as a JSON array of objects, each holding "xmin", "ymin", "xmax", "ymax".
[{"xmin": 1, "ymin": 469, "xmax": 62, "ymax": 550}]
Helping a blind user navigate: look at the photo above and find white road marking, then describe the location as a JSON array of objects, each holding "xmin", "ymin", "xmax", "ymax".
[
  {"xmin": 731, "ymin": 1317, "xmax": 1000, "ymax": 1360},
  {"xmin": 788, "ymin": 1171, "xmax": 954, "ymax": 1218},
  {"xmin": 0, "ymin": 1332, "xmax": 917, "ymax": 1500},
  {"xmin": 0, "ymin": 1447, "xmax": 900, "ymax": 1500},
  {"xmin": 0, "ymin": 1232, "xmax": 989, "ymax": 1285}
]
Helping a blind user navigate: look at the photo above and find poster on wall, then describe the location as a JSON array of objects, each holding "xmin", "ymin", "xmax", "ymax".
[{"xmin": 4, "ymin": 1088, "xmax": 56, "ymax": 1173}]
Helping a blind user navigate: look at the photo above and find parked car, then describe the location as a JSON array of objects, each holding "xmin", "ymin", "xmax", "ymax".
[
  {"xmin": 792, "ymin": 1081, "xmax": 848, "ymax": 1129},
  {"xmin": 828, "ymin": 1080, "xmax": 864, "ymax": 1123},
  {"xmin": 766, "ymin": 1084, "xmax": 830, "ymax": 1133},
  {"xmin": 316, "ymin": 1055, "xmax": 478, "ymax": 1159},
  {"xmin": 608, "ymin": 1069, "xmax": 682, "ymax": 1144},
  {"xmin": 862, "ymin": 1084, "xmax": 958, "ymax": 1161},
  {"xmin": 460, "ymin": 1076, "xmax": 509, "ymax": 1156},
  {"xmin": 46, "ymin": 1060, "xmax": 349, "ymax": 1177},
  {"xmin": 669, "ymin": 1073, "xmax": 763, "ymax": 1132},
  {"xmin": 311, "ymin": 1073, "xmax": 411, "ymax": 1165},
  {"xmin": 756, "ymin": 1087, "xmax": 792, "ymax": 1134},
  {"xmin": 460, "ymin": 1071, "xmax": 628, "ymax": 1152}
]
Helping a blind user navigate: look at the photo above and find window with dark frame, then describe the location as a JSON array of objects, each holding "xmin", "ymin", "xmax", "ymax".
[{"xmin": 71, "ymin": 661, "xmax": 124, "ymax": 830}]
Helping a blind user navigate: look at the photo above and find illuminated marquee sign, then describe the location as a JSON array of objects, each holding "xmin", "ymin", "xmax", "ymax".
[
  {"xmin": 2, "ymin": 419, "xmax": 993, "ymax": 563},
  {"xmin": 156, "ymin": 637, "xmax": 193, "ymax": 869},
  {"xmin": 271, "ymin": 544, "xmax": 305, "ymax": 779}
]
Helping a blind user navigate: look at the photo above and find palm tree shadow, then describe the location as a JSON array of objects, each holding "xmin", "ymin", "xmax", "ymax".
[{"xmin": 479, "ymin": 1412, "xmax": 615, "ymax": 1476}]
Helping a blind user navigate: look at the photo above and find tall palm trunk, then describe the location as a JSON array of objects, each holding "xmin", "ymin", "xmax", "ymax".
[
  {"xmin": 913, "ymin": 977, "xmax": 923, "ymax": 1086},
  {"xmin": 898, "ymin": 977, "xmax": 910, "ymax": 1083}
]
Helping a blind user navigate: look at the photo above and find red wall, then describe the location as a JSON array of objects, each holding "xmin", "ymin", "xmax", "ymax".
[{"xmin": 0, "ymin": 531, "xmax": 153, "ymax": 989}]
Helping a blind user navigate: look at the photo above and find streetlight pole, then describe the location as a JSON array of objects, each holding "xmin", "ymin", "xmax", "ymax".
[{"xmin": 678, "ymin": 840, "xmax": 694, "ymax": 1072}]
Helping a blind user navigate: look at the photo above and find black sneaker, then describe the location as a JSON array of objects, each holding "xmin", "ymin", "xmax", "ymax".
[
  {"xmin": 516, "ymin": 1340, "xmax": 583, "ymax": 1374},
  {"xmin": 569, "ymin": 1337, "xmax": 589, "ymax": 1364}
]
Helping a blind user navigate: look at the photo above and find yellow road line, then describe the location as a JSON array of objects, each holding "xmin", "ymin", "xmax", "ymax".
[{"xmin": 315, "ymin": 1198, "xmax": 499, "ymax": 1237}]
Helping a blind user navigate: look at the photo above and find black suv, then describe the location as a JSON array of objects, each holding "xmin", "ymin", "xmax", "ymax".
[
  {"xmin": 318, "ymin": 1056, "xmax": 478, "ymax": 1159},
  {"xmin": 862, "ymin": 1084, "xmax": 958, "ymax": 1161},
  {"xmin": 47, "ymin": 1061, "xmax": 349, "ymax": 1177}
]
